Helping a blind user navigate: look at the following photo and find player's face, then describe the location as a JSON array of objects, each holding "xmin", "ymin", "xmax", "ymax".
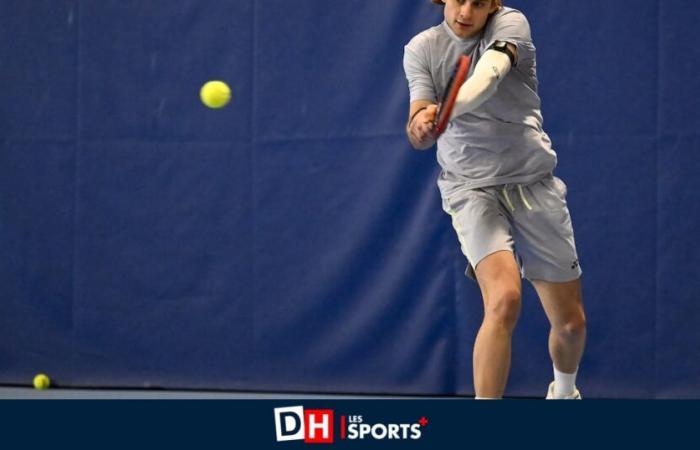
[{"xmin": 443, "ymin": 0, "xmax": 499, "ymax": 39}]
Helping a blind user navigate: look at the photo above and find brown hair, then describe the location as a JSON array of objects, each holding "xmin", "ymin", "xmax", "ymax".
[{"xmin": 431, "ymin": 0, "xmax": 503, "ymax": 7}]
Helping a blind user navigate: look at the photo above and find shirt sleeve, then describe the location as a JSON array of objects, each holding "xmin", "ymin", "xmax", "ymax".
[
  {"xmin": 403, "ymin": 37, "xmax": 437, "ymax": 103},
  {"xmin": 482, "ymin": 9, "xmax": 536, "ymax": 68}
]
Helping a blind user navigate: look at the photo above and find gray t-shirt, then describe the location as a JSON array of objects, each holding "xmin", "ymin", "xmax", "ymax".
[{"xmin": 403, "ymin": 7, "xmax": 557, "ymax": 199}]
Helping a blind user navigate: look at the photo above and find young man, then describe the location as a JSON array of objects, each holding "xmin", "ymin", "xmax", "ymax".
[{"xmin": 403, "ymin": 0, "xmax": 587, "ymax": 399}]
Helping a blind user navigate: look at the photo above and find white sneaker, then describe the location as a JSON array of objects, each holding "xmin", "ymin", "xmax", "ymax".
[{"xmin": 546, "ymin": 381, "xmax": 582, "ymax": 400}]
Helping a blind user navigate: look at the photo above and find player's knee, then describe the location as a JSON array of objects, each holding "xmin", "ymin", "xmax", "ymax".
[
  {"xmin": 555, "ymin": 314, "xmax": 587, "ymax": 341},
  {"xmin": 484, "ymin": 290, "xmax": 522, "ymax": 329}
]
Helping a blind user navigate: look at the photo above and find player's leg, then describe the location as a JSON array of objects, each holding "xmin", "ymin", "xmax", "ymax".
[
  {"xmin": 442, "ymin": 188, "xmax": 519, "ymax": 399},
  {"xmin": 473, "ymin": 250, "xmax": 522, "ymax": 399},
  {"xmin": 531, "ymin": 278, "xmax": 586, "ymax": 398},
  {"xmin": 510, "ymin": 176, "xmax": 586, "ymax": 398}
]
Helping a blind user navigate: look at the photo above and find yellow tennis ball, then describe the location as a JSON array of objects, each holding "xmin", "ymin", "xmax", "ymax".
[
  {"xmin": 200, "ymin": 80, "xmax": 231, "ymax": 109},
  {"xmin": 33, "ymin": 373, "xmax": 50, "ymax": 390}
]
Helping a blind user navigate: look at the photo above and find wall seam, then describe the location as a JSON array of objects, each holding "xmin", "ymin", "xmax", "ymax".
[{"xmin": 654, "ymin": 0, "xmax": 661, "ymax": 399}]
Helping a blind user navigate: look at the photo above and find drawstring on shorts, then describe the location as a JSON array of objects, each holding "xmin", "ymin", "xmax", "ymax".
[{"xmin": 502, "ymin": 184, "xmax": 533, "ymax": 212}]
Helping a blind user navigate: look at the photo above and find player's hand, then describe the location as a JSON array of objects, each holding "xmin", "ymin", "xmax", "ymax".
[{"xmin": 408, "ymin": 105, "xmax": 438, "ymax": 149}]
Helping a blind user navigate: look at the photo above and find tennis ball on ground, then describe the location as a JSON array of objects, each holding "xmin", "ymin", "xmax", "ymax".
[
  {"xmin": 200, "ymin": 80, "xmax": 231, "ymax": 108},
  {"xmin": 33, "ymin": 373, "xmax": 50, "ymax": 390}
]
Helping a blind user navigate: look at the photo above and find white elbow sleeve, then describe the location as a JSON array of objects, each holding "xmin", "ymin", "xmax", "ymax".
[{"xmin": 450, "ymin": 49, "xmax": 512, "ymax": 120}]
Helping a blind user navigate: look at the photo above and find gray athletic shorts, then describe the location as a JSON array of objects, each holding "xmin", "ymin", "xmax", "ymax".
[{"xmin": 442, "ymin": 175, "xmax": 582, "ymax": 283}]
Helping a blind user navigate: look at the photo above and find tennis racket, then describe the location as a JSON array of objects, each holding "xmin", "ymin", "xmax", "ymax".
[{"xmin": 433, "ymin": 54, "xmax": 472, "ymax": 137}]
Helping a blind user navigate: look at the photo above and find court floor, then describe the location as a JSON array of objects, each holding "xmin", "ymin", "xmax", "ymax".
[{"xmin": 0, "ymin": 386, "xmax": 466, "ymax": 400}]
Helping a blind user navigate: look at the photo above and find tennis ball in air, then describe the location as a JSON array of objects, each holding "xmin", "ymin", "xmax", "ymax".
[
  {"xmin": 33, "ymin": 373, "xmax": 51, "ymax": 390},
  {"xmin": 200, "ymin": 80, "xmax": 231, "ymax": 109}
]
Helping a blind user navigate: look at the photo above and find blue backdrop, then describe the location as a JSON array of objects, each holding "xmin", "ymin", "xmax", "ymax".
[{"xmin": 1, "ymin": 0, "xmax": 698, "ymax": 399}]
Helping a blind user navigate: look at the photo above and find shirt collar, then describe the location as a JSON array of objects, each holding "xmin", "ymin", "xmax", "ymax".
[{"xmin": 441, "ymin": 21, "xmax": 480, "ymax": 45}]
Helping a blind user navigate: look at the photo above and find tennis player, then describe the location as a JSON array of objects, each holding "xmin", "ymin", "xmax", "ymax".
[{"xmin": 404, "ymin": 0, "xmax": 587, "ymax": 399}]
